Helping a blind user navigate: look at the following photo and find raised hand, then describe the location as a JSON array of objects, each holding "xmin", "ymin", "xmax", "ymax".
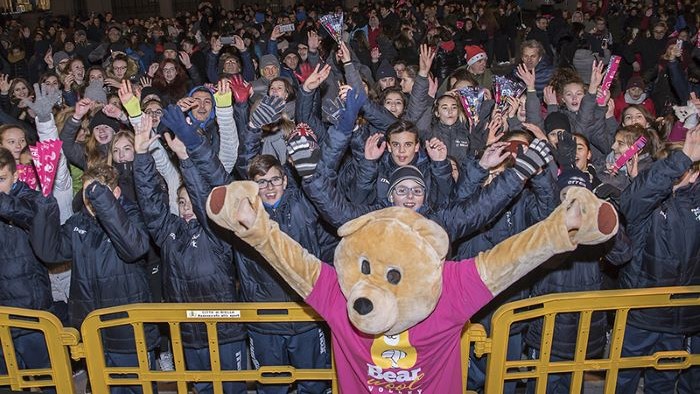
[
  {"xmin": 479, "ymin": 141, "xmax": 511, "ymax": 169},
  {"xmin": 139, "ymin": 76, "xmax": 152, "ymax": 87},
  {"xmin": 425, "ymin": 137, "xmax": 447, "ymax": 161},
  {"xmin": 364, "ymin": 133, "xmax": 386, "ymax": 160},
  {"xmin": 177, "ymin": 96, "xmax": 199, "ymax": 112},
  {"xmin": 553, "ymin": 131, "xmax": 577, "ymax": 168},
  {"xmin": 286, "ymin": 124, "xmax": 320, "ymax": 178},
  {"xmin": 147, "ymin": 62, "xmax": 159, "ymax": 77},
  {"xmin": 418, "ymin": 44, "xmax": 436, "ymax": 77},
  {"xmin": 338, "ymin": 87, "xmax": 367, "ymax": 132},
  {"xmin": 338, "ymin": 41, "xmax": 352, "ymax": 64},
  {"xmin": 512, "ymin": 139, "xmax": 553, "ymax": 180},
  {"xmin": 134, "ymin": 111, "xmax": 159, "ymax": 154},
  {"xmin": 516, "ymin": 64, "xmax": 536, "ymax": 91},
  {"xmin": 178, "ymin": 51, "xmax": 192, "ymax": 69},
  {"xmin": 44, "ymin": 47, "xmax": 53, "ymax": 68},
  {"xmin": 74, "ymin": 98, "xmax": 94, "ymax": 119},
  {"xmin": 302, "ymin": 63, "xmax": 331, "ymax": 92},
  {"xmin": 307, "ymin": 30, "xmax": 320, "ymax": 52},
  {"xmin": 232, "ymin": 35, "xmax": 246, "ymax": 52},
  {"xmin": 543, "ymin": 85, "xmax": 558, "ymax": 106},
  {"xmin": 160, "ymin": 104, "xmax": 202, "ymax": 149},
  {"xmin": 164, "ymin": 133, "xmax": 188, "ymax": 160},
  {"xmin": 428, "ymin": 76, "xmax": 438, "ymax": 98},
  {"xmin": 588, "ymin": 59, "xmax": 605, "ymax": 94},
  {"xmin": 23, "ymin": 83, "xmax": 61, "ymax": 122},
  {"xmin": 118, "ymin": 79, "xmax": 141, "ymax": 117},
  {"xmin": 214, "ymin": 78, "xmax": 232, "ymax": 107},
  {"xmin": 486, "ymin": 113, "xmax": 505, "ymax": 145},
  {"xmin": 102, "ymin": 103, "xmax": 125, "ymax": 120},
  {"xmin": 0, "ymin": 74, "xmax": 10, "ymax": 94},
  {"xmin": 230, "ymin": 75, "xmax": 252, "ymax": 103},
  {"xmin": 249, "ymin": 95, "xmax": 285, "ymax": 129}
]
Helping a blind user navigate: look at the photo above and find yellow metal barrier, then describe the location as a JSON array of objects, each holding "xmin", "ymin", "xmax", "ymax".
[
  {"xmin": 0, "ymin": 306, "xmax": 80, "ymax": 393},
  {"xmin": 3, "ymin": 287, "xmax": 699, "ymax": 393},
  {"xmin": 80, "ymin": 302, "xmax": 339, "ymax": 394},
  {"xmin": 484, "ymin": 286, "xmax": 700, "ymax": 394}
]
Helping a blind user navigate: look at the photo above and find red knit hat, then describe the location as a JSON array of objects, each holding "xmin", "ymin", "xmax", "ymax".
[{"xmin": 464, "ymin": 45, "xmax": 487, "ymax": 66}]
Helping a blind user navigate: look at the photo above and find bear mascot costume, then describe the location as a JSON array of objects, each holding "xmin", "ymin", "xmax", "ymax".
[{"xmin": 206, "ymin": 182, "xmax": 618, "ymax": 393}]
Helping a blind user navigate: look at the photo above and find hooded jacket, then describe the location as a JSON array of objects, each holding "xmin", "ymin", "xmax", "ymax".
[{"xmin": 0, "ymin": 182, "xmax": 53, "ymax": 316}]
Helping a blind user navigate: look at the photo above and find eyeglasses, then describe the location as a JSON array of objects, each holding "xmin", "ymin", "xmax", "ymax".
[
  {"xmin": 144, "ymin": 109, "xmax": 163, "ymax": 117},
  {"xmin": 393, "ymin": 186, "xmax": 425, "ymax": 196},
  {"xmin": 256, "ymin": 176, "xmax": 284, "ymax": 188},
  {"xmin": 113, "ymin": 65, "xmax": 127, "ymax": 71}
]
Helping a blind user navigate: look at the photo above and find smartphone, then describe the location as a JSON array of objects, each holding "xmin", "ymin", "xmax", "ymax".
[
  {"xmin": 220, "ymin": 36, "xmax": 234, "ymax": 45},
  {"xmin": 279, "ymin": 23, "xmax": 295, "ymax": 33},
  {"xmin": 505, "ymin": 140, "xmax": 527, "ymax": 154},
  {"xmin": 676, "ymin": 39, "xmax": 683, "ymax": 51}
]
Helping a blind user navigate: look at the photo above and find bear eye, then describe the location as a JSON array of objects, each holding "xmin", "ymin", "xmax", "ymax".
[
  {"xmin": 361, "ymin": 259, "xmax": 371, "ymax": 275},
  {"xmin": 387, "ymin": 268, "xmax": 401, "ymax": 285}
]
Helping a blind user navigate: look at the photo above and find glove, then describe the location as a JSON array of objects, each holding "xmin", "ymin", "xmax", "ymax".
[
  {"xmin": 338, "ymin": 87, "xmax": 367, "ymax": 132},
  {"xmin": 250, "ymin": 95, "xmax": 285, "ymax": 129},
  {"xmin": 286, "ymin": 123, "xmax": 320, "ymax": 177},
  {"xmin": 553, "ymin": 131, "xmax": 576, "ymax": 169},
  {"xmin": 594, "ymin": 183, "xmax": 621, "ymax": 200},
  {"xmin": 25, "ymin": 83, "xmax": 61, "ymax": 122},
  {"xmin": 84, "ymin": 79, "xmax": 107, "ymax": 104},
  {"xmin": 160, "ymin": 104, "xmax": 202, "ymax": 149},
  {"xmin": 230, "ymin": 75, "xmax": 251, "ymax": 103},
  {"xmin": 214, "ymin": 88, "xmax": 232, "ymax": 108},
  {"xmin": 322, "ymin": 96, "xmax": 345, "ymax": 126},
  {"xmin": 513, "ymin": 139, "xmax": 553, "ymax": 180},
  {"xmin": 122, "ymin": 95, "xmax": 141, "ymax": 118},
  {"xmin": 673, "ymin": 102, "xmax": 699, "ymax": 129}
]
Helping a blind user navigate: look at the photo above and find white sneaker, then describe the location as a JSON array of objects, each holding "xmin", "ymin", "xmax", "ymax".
[{"xmin": 158, "ymin": 351, "xmax": 175, "ymax": 371}]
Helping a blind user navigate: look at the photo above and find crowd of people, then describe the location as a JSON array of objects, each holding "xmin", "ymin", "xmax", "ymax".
[{"xmin": 1, "ymin": 0, "xmax": 699, "ymax": 393}]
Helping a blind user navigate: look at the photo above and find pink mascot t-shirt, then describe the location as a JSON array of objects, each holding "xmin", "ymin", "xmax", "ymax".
[{"xmin": 306, "ymin": 258, "xmax": 494, "ymax": 393}]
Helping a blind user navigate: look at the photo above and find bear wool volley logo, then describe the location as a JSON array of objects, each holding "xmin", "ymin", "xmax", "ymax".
[{"xmin": 366, "ymin": 331, "xmax": 424, "ymax": 393}]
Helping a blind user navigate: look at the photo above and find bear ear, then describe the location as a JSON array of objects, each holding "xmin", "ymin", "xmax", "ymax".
[{"xmin": 338, "ymin": 207, "xmax": 450, "ymax": 261}]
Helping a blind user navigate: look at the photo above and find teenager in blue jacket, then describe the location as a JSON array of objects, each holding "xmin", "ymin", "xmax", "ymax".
[
  {"xmin": 616, "ymin": 126, "xmax": 700, "ymax": 394},
  {"xmin": 0, "ymin": 147, "xmax": 56, "ymax": 394},
  {"xmin": 133, "ymin": 115, "xmax": 248, "ymax": 394},
  {"xmin": 31, "ymin": 163, "xmax": 158, "ymax": 394}
]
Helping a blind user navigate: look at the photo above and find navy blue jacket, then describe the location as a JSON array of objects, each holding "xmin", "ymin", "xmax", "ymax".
[
  {"xmin": 456, "ymin": 170, "xmax": 559, "ymax": 335},
  {"xmin": 31, "ymin": 184, "xmax": 158, "ymax": 352},
  {"xmin": 619, "ymin": 150, "xmax": 700, "ymax": 334},
  {"xmin": 0, "ymin": 182, "xmax": 53, "ymax": 316},
  {"xmin": 188, "ymin": 140, "xmax": 339, "ymax": 335},
  {"xmin": 525, "ymin": 228, "xmax": 632, "ymax": 359},
  {"xmin": 134, "ymin": 153, "xmax": 246, "ymax": 347},
  {"xmin": 304, "ymin": 166, "xmax": 528, "ymax": 244}
]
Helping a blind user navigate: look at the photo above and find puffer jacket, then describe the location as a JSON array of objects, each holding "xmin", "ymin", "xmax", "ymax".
[
  {"xmin": 0, "ymin": 182, "xmax": 53, "ymax": 315},
  {"xmin": 525, "ymin": 228, "xmax": 632, "ymax": 358},
  {"xmin": 31, "ymin": 184, "xmax": 158, "ymax": 352},
  {"xmin": 186, "ymin": 139, "xmax": 339, "ymax": 335},
  {"xmin": 134, "ymin": 153, "xmax": 246, "ymax": 348},
  {"xmin": 235, "ymin": 187, "xmax": 338, "ymax": 334},
  {"xmin": 350, "ymin": 148, "xmax": 454, "ymax": 208},
  {"xmin": 304, "ymin": 165, "xmax": 529, "ymax": 245},
  {"xmin": 619, "ymin": 151, "xmax": 700, "ymax": 334},
  {"xmin": 457, "ymin": 170, "xmax": 559, "ymax": 335}
]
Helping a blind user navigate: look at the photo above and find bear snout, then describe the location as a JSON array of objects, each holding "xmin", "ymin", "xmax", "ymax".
[{"xmin": 353, "ymin": 297, "xmax": 374, "ymax": 315}]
